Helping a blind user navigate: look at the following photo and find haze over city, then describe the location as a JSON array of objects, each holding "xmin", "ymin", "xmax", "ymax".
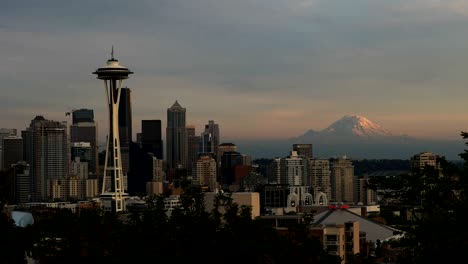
[{"xmin": 2, "ymin": 0, "xmax": 468, "ymax": 144}]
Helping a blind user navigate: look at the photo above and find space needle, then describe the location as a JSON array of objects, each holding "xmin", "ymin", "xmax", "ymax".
[{"xmin": 93, "ymin": 47, "xmax": 133, "ymax": 213}]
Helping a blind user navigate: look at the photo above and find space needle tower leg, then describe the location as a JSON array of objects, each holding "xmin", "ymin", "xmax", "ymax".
[{"xmin": 93, "ymin": 48, "xmax": 133, "ymax": 213}]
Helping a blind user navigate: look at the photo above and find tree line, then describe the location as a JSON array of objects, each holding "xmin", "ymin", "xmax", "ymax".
[{"xmin": 1, "ymin": 188, "xmax": 341, "ymax": 264}]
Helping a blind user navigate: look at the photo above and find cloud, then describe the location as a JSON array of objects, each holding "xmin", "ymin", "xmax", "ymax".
[
  {"xmin": 2, "ymin": 0, "xmax": 468, "ymax": 142},
  {"xmin": 397, "ymin": 0, "xmax": 468, "ymax": 18}
]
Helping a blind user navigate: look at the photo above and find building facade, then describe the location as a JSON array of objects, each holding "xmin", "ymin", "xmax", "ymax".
[
  {"xmin": 166, "ymin": 100, "xmax": 188, "ymax": 171},
  {"xmin": 0, "ymin": 128, "xmax": 17, "ymax": 170},
  {"xmin": 2, "ymin": 135, "xmax": 23, "ymax": 170},
  {"xmin": 200, "ymin": 120, "xmax": 220, "ymax": 159},
  {"xmin": 195, "ymin": 155, "xmax": 217, "ymax": 191},
  {"xmin": 331, "ymin": 157, "xmax": 354, "ymax": 204},
  {"xmin": 292, "ymin": 143, "xmax": 313, "ymax": 159},
  {"xmin": 70, "ymin": 109, "xmax": 99, "ymax": 179},
  {"xmin": 141, "ymin": 119, "xmax": 163, "ymax": 160},
  {"xmin": 280, "ymin": 151, "xmax": 307, "ymax": 186},
  {"xmin": 186, "ymin": 125, "xmax": 200, "ymax": 177},
  {"xmin": 22, "ymin": 116, "xmax": 68, "ymax": 202},
  {"xmin": 118, "ymin": 87, "xmax": 132, "ymax": 176},
  {"xmin": 309, "ymin": 158, "xmax": 332, "ymax": 203}
]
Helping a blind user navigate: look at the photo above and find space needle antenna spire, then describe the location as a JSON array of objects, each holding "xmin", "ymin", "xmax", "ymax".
[{"xmin": 93, "ymin": 48, "xmax": 133, "ymax": 213}]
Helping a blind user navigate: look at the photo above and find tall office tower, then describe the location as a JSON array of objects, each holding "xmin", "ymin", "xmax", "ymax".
[
  {"xmin": 293, "ymin": 144, "xmax": 313, "ymax": 159},
  {"xmin": 330, "ymin": 156, "xmax": 354, "ymax": 204},
  {"xmin": 196, "ymin": 155, "xmax": 217, "ymax": 191},
  {"xmin": 22, "ymin": 116, "xmax": 68, "ymax": 202},
  {"xmin": 308, "ymin": 158, "xmax": 332, "ymax": 202},
  {"xmin": 0, "ymin": 128, "xmax": 17, "ymax": 170},
  {"xmin": 141, "ymin": 120, "xmax": 163, "ymax": 159},
  {"xmin": 186, "ymin": 125, "xmax": 200, "ymax": 176},
  {"xmin": 217, "ymin": 143, "xmax": 237, "ymax": 163},
  {"xmin": 280, "ymin": 151, "xmax": 307, "ymax": 186},
  {"xmin": 220, "ymin": 151, "xmax": 244, "ymax": 190},
  {"xmin": 93, "ymin": 50, "xmax": 133, "ymax": 212},
  {"xmin": 119, "ymin": 87, "xmax": 132, "ymax": 175},
  {"xmin": 2, "ymin": 135, "xmax": 23, "ymax": 170},
  {"xmin": 166, "ymin": 100, "xmax": 188, "ymax": 171},
  {"xmin": 201, "ymin": 120, "xmax": 220, "ymax": 158},
  {"xmin": 410, "ymin": 151, "xmax": 442, "ymax": 171},
  {"xmin": 70, "ymin": 109, "xmax": 99, "ymax": 179}
]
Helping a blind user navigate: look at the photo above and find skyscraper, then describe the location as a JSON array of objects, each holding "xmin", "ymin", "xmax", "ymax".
[
  {"xmin": 70, "ymin": 109, "xmax": 99, "ymax": 179},
  {"xmin": 141, "ymin": 120, "xmax": 163, "ymax": 159},
  {"xmin": 280, "ymin": 151, "xmax": 307, "ymax": 186},
  {"xmin": 166, "ymin": 100, "xmax": 188, "ymax": 171},
  {"xmin": 196, "ymin": 155, "xmax": 217, "ymax": 191},
  {"xmin": 201, "ymin": 120, "xmax": 220, "ymax": 159},
  {"xmin": 331, "ymin": 157, "xmax": 354, "ymax": 203},
  {"xmin": 0, "ymin": 128, "xmax": 17, "ymax": 170},
  {"xmin": 2, "ymin": 135, "xmax": 23, "ymax": 170},
  {"xmin": 217, "ymin": 143, "xmax": 237, "ymax": 163},
  {"xmin": 22, "ymin": 116, "xmax": 68, "ymax": 202},
  {"xmin": 220, "ymin": 151, "xmax": 244, "ymax": 190},
  {"xmin": 93, "ymin": 50, "xmax": 133, "ymax": 212},
  {"xmin": 119, "ymin": 87, "xmax": 132, "ymax": 175},
  {"xmin": 186, "ymin": 125, "xmax": 200, "ymax": 176},
  {"xmin": 308, "ymin": 158, "xmax": 332, "ymax": 203}
]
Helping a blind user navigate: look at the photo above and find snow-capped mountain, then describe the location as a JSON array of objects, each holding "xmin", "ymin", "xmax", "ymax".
[
  {"xmin": 233, "ymin": 115, "xmax": 464, "ymax": 160},
  {"xmin": 298, "ymin": 115, "xmax": 394, "ymax": 139},
  {"xmin": 321, "ymin": 115, "xmax": 393, "ymax": 138}
]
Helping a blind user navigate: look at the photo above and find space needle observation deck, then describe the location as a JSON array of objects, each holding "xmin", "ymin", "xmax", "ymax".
[{"xmin": 93, "ymin": 48, "xmax": 133, "ymax": 213}]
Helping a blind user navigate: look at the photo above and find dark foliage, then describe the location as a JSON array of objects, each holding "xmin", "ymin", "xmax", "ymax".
[
  {"xmin": 367, "ymin": 131, "xmax": 468, "ymax": 263},
  {"xmin": 1, "ymin": 188, "xmax": 341, "ymax": 264}
]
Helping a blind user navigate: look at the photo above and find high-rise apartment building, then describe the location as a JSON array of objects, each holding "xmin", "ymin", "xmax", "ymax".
[
  {"xmin": 141, "ymin": 120, "xmax": 163, "ymax": 159},
  {"xmin": 195, "ymin": 155, "xmax": 217, "ymax": 191},
  {"xmin": 70, "ymin": 109, "xmax": 98, "ymax": 179},
  {"xmin": 22, "ymin": 116, "xmax": 68, "ymax": 202},
  {"xmin": 308, "ymin": 158, "xmax": 332, "ymax": 202},
  {"xmin": 280, "ymin": 151, "xmax": 307, "ymax": 186},
  {"xmin": 293, "ymin": 144, "xmax": 313, "ymax": 159},
  {"xmin": 2, "ymin": 135, "xmax": 23, "ymax": 170},
  {"xmin": 331, "ymin": 157, "xmax": 354, "ymax": 204},
  {"xmin": 166, "ymin": 100, "xmax": 187, "ymax": 171},
  {"xmin": 267, "ymin": 158, "xmax": 281, "ymax": 184}
]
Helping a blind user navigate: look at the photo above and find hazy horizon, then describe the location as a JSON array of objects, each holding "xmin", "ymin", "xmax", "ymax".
[{"xmin": 2, "ymin": 1, "xmax": 468, "ymax": 143}]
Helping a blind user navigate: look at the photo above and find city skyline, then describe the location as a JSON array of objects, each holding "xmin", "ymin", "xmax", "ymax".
[{"xmin": 2, "ymin": 1, "xmax": 468, "ymax": 143}]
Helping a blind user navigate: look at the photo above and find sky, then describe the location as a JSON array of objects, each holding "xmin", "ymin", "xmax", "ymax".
[{"xmin": 2, "ymin": 0, "xmax": 468, "ymax": 144}]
